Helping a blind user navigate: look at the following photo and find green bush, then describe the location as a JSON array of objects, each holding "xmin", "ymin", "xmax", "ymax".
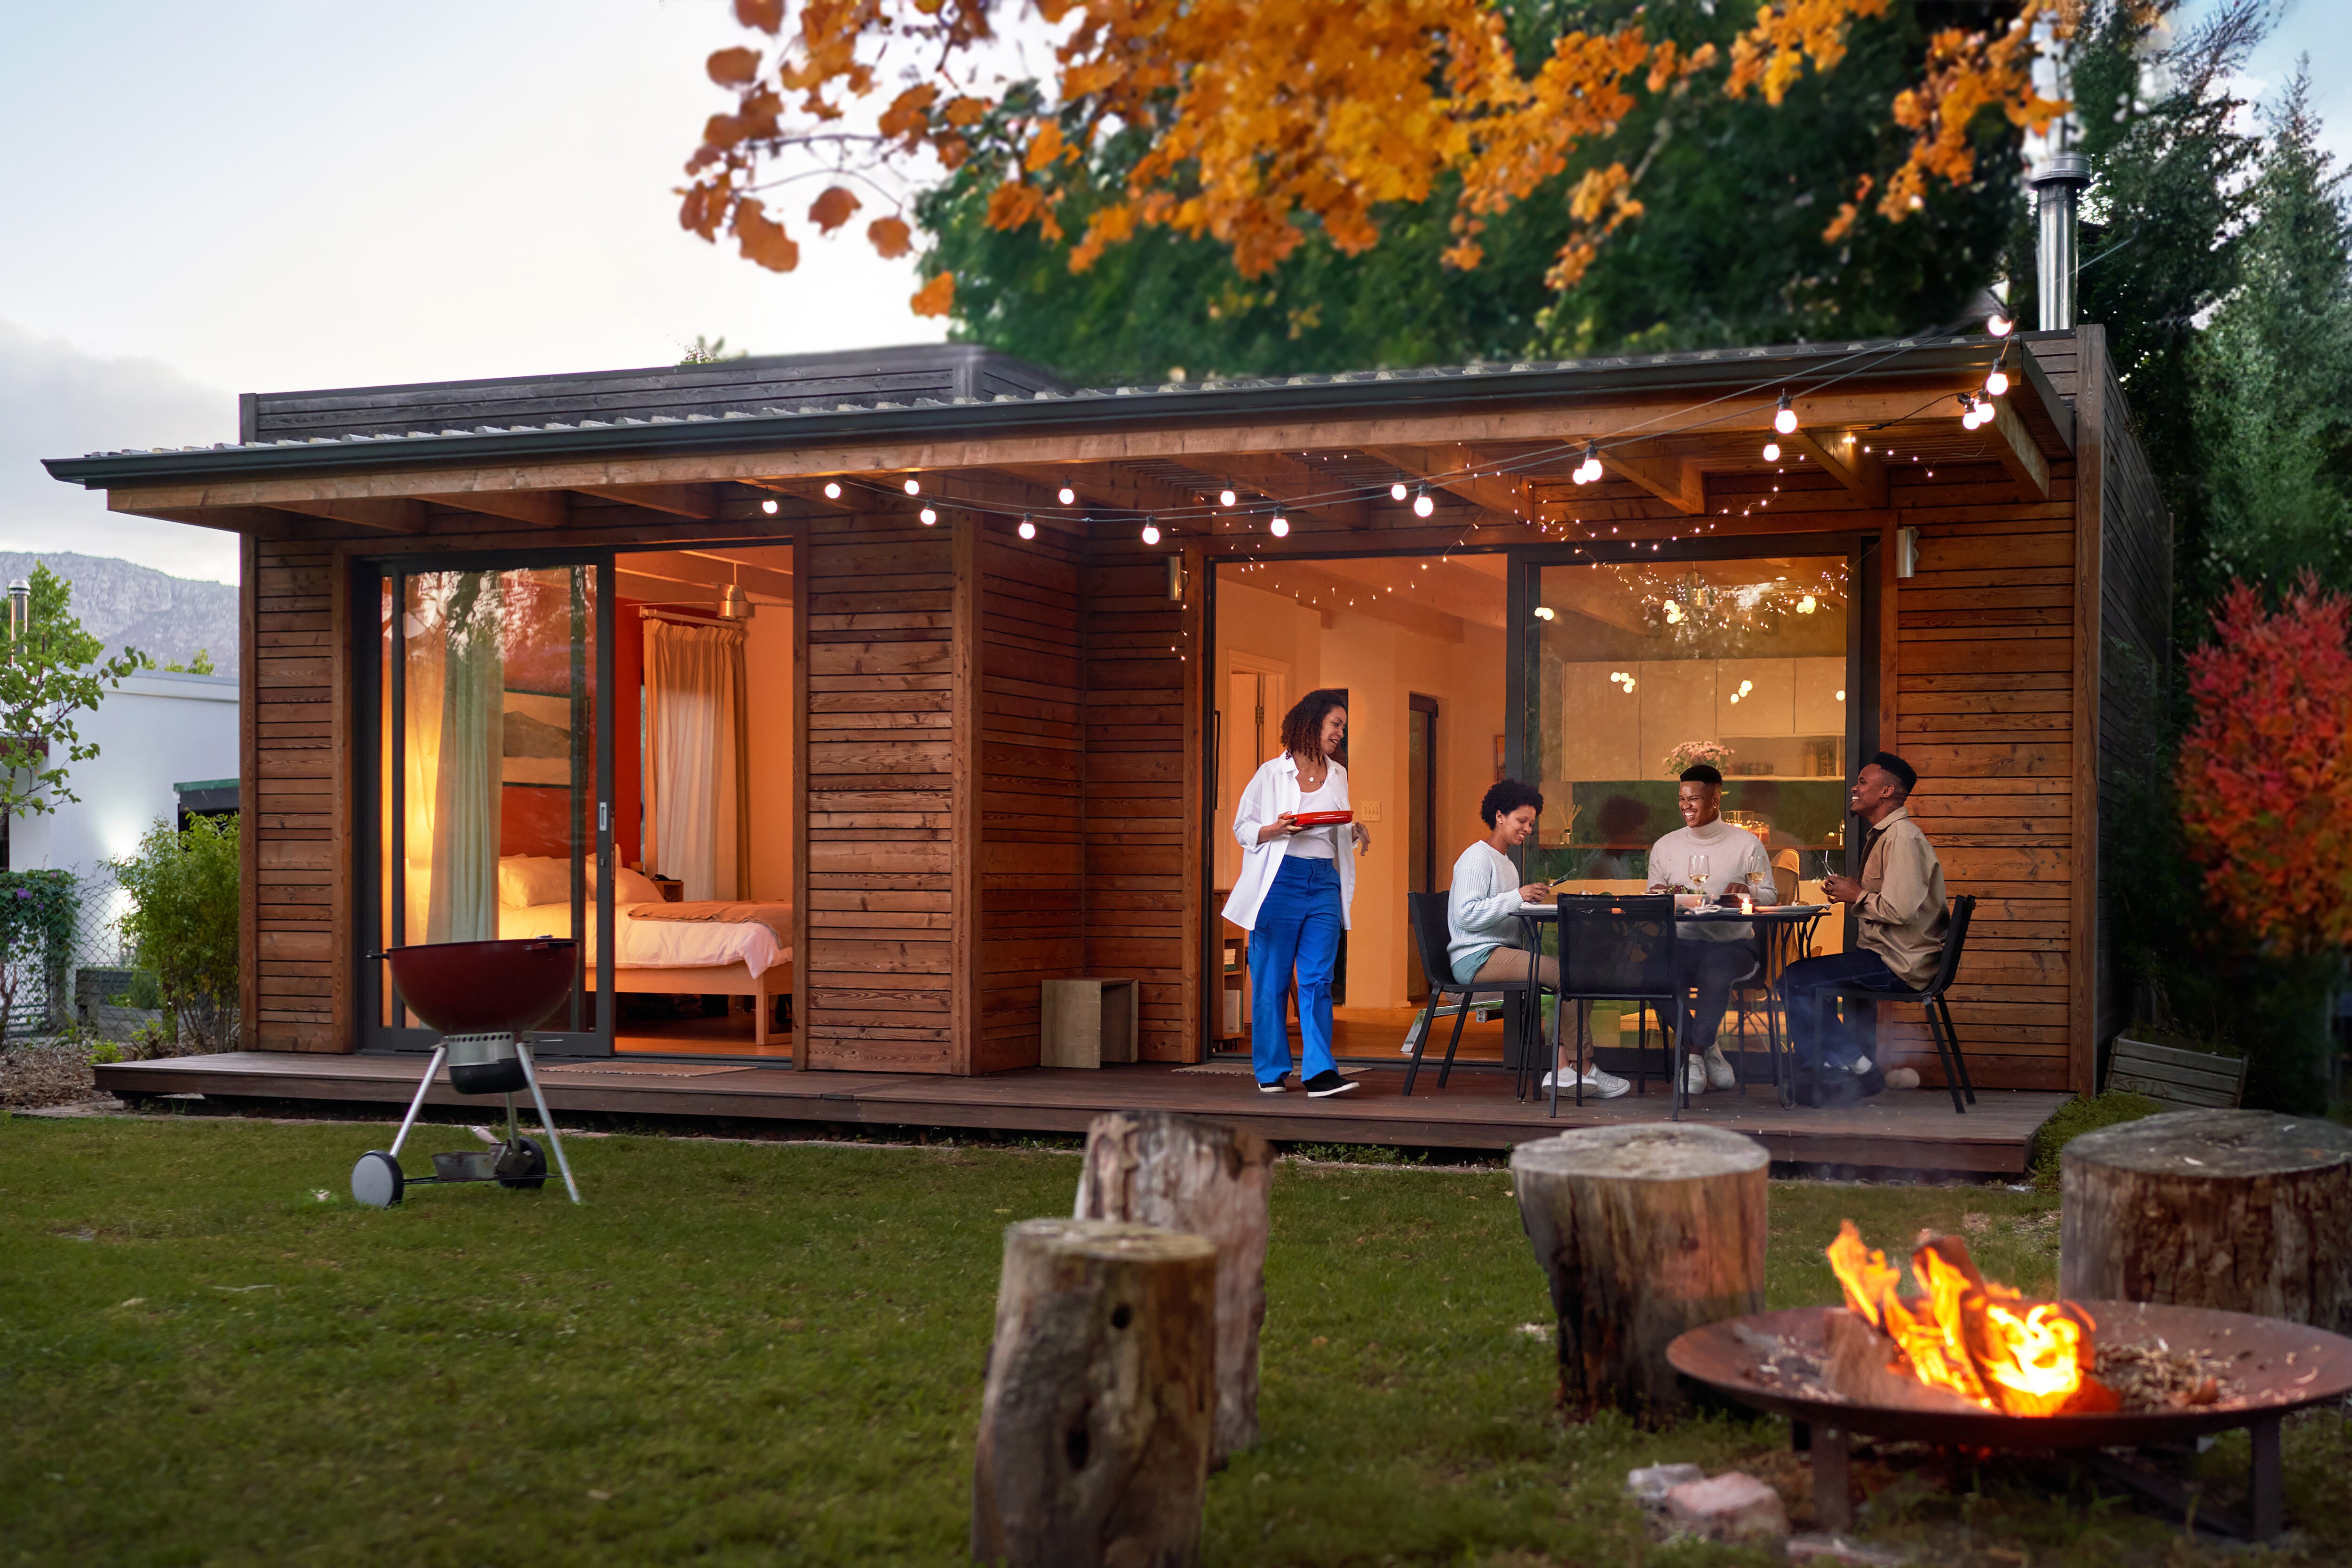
[
  {"xmin": 2028, "ymin": 1091, "xmax": 2167, "ymax": 1191},
  {"xmin": 0, "ymin": 869, "xmax": 76, "ymax": 1038},
  {"xmin": 106, "ymin": 970, "xmax": 165, "ymax": 1011},
  {"xmin": 111, "ymin": 815, "xmax": 240, "ymax": 1051}
]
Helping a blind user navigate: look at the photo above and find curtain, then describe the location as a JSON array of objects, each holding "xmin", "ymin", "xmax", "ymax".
[
  {"xmin": 643, "ymin": 613, "xmax": 750, "ymax": 902},
  {"xmin": 404, "ymin": 572, "xmax": 504, "ymax": 944}
]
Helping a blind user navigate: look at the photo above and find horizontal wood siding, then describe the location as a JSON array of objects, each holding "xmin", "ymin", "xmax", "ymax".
[
  {"xmin": 801, "ymin": 514, "xmax": 959, "ymax": 1072},
  {"xmin": 976, "ymin": 532, "xmax": 1088, "ymax": 1070},
  {"xmin": 250, "ymin": 538, "xmax": 346, "ymax": 1051},
  {"xmin": 1083, "ymin": 548, "xmax": 1198, "ymax": 1062}
]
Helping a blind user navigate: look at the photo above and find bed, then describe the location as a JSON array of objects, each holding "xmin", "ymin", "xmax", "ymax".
[{"xmin": 497, "ymin": 858, "xmax": 795, "ymax": 1046}]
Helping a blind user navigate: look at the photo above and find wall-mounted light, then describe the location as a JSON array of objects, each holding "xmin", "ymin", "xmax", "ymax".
[
  {"xmin": 1895, "ymin": 525, "xmax": 1918, "ymax": 579},
  {"xmin": 1166, "ymin": 556, "xmax": 1184, "ymax": 602}
]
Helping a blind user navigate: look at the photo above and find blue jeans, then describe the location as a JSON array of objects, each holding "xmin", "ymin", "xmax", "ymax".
[
  {"xmin": 1780, "ymin": 950, "xmax": 1911, "ymax": 1073},
  {"xmin": 1248, "ymin": 857, "xmax": 1342, "ymax": 1084}
]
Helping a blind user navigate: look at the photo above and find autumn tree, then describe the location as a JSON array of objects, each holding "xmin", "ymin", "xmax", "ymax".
[{"xmin": 677, "ymin": 0, "xmax": 2065, "ymax": 323}]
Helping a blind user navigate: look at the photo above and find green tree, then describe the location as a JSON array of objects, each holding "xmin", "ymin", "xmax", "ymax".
[
  {"xmin": 920, "ymin": 0, "xmax": 2027, "ymax": 383},
  {"xmin": 111, "ymin": 814, "xmax": 241, "ymax": 1052},
  {"xmin": 0, "ymin": 563, "xmax": 141, "ymax": 819},
  {"xmin": 2188, "ymin": 72, "xmax": 2352, "ymax": 602}
]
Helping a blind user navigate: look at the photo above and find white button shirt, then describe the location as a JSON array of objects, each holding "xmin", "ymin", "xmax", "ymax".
[{"xmin": 1220, "ymin": 753, "xmax": 1356, "ymax": 931}]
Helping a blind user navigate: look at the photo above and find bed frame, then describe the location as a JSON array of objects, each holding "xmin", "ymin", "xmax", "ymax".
[{"xmin": 592, "ymin": 960, "xmax": 794, "ymax": 1047}]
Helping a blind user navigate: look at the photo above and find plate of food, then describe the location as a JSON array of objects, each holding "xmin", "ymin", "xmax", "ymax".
[{"xmin": 1290, "ymin": 810, "xmax": 1354, "ymax": 827}]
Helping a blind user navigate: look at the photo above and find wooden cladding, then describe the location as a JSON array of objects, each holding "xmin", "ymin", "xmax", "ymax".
[
  {"xmin": 246, "ymin": 538, "xmax": 345, "ymax": 1051},
  {"xmin": 799, "ymin": 514, "xmax": 958, "ymax": 1072}
]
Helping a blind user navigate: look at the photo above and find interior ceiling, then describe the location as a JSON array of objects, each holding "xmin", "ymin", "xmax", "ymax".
[{"xmin": 617, "ymin": 545, "xmax": 793, "ymax": 606}]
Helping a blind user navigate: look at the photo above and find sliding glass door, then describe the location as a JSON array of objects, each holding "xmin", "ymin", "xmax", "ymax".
[{"xmin": 359, "ymin": 554, "xmax": 615, "ymax": 1054}]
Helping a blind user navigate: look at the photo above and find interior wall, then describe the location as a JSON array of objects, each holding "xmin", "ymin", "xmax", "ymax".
[{"xmin": 744, "ymin": 604, "xmax": 795, "ymax": 900}]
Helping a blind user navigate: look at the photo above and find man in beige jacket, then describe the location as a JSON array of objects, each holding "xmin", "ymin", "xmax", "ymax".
[{"xmin": 1780, "ymin": 751, "xmax": 1951, "ymax": 1104}]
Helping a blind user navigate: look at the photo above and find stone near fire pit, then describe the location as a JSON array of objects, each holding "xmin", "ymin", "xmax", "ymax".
[
  {"xmin": 1513, "ymin": 1124, "xmax": 1768, "ymax": 1421},
  {"xmin": 2061, "ymin": 1109, "xmax": 2352, "ymax": 1334},
  {"xmin": 1663, "ymin": 1471, "xmax": 1788, "ymax": 1545},
  {"xmin": 1624, "ymin": 1462, "xmax": 1706, "ymax": 1506}
]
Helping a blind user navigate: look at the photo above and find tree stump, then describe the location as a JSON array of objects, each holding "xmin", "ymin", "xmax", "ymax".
[
  {"xmin": 1073, "ymin": 1109, "xmax": 1273, "ymax": 1463},
  {"xmin": 1512, "ymin": 1124, "xmax": 1768, "ymax": 1421},
  {"xmin": 2060, "ymin": 1109, "xmax": 2352, "ymax": 1332},
  {"xmin": 971, "ymin": 1219, "xmax": 1218, "ymax": 1568}
]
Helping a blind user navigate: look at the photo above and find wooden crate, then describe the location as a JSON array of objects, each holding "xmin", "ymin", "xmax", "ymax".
[
  {"xmin": 2104, "ymin": 1035, "xmax": 2247, "ymax": 1110},
  {"xmin": 1042, "ymin": 979, "xmax": 1139, "ymax": 1069}
]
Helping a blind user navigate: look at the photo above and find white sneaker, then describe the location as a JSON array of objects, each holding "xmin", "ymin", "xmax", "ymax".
[
  {"xmin": 1542, "ymin": 1067, "xmax": 1631, "ymax": 1099},
  {"xmin": 1702, "ymin": 1044, "xmax": 1739, "ymax": 1090},
  {"xmin": 1850, "ymin": 1056, "xmax": 1877, "ymax": 1076},
  {"xmin": 1684, "ymin": 1057, "xmax": 1709, "ymax": 1095}
]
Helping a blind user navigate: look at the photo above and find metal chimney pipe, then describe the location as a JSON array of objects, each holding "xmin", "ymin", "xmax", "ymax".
[{"xmin": 2030, "ymin": 151, "xmax": 2091, "ymax": 330}]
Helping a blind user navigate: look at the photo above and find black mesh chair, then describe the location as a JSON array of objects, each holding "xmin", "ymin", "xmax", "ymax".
[
  {"xmin": 1402, "ymin": 891, "xmax": 1548, "ymax": 1098},
  {"xmin": 1802, "ymin": 894, "xmax": 1978, "ymax": 1113},
  {"xmin": 1545, "ymin": 893, "xmax": 1685, "ymax": 1116}
]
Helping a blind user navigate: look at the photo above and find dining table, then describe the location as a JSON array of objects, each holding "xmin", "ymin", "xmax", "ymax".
[{"xmin": 1510, "ymin": 899, "xmax": 1832, "ymax": 1113}]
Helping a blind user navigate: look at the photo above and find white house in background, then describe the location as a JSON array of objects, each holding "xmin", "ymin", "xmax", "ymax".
[{"xmin": 9, "ymin": 669, "xmax": 238, "ymax": 954}]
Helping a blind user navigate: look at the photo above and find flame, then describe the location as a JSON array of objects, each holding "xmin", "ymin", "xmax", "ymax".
[{"xmin": 1824, "ymin": 1220, "xmax": 2090, "ymax": 1416}]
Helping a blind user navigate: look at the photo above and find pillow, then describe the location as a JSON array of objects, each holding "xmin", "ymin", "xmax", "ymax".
[
  {"xmin": 611, "ymin": 866, "xmax": 665, "ymax": 906},
  {"xmin": 498, "ymin": 856, "xmax": 569, "ymax": 908}
]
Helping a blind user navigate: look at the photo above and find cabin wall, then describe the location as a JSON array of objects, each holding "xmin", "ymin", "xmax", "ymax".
[
  {"xmin": 798, "ymin": 512, "xmax": 958, "ymax": 1071},
  {"xmin": 976, "ymin": 528, "xmax": 1088, "ymax": 1071},
  {"xmin": 247, "ymin": 537, "xmax": 346, "ymax": 1051}
]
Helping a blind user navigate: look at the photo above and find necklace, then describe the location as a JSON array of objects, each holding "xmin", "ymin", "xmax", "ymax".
[{"xmin": 1295, "ymin": 754, "xmax": 1328, "ymax": 790}]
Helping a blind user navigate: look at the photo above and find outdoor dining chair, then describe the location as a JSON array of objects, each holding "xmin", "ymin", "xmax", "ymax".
[
  {"xmin": 1400, "ymin": 891, "xmax": 1547, "ymax": 1098},
  {"xmin": 1546, "ymin": 892, "xmax": 1685, "ymax": 1117},
  {"xmin": 1801, "ymin": 893, "xmax": 1978, "ymax": 1114}
]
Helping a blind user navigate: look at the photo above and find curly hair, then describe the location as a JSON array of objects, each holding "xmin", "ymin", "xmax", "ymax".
[
  {"xmin": 1479, "ymin": 778, "xmax": 1544, "ymax": 829},
  {"xmin": 1278, "ymin": 689, "xmax": 1350, "ymax": 762}
]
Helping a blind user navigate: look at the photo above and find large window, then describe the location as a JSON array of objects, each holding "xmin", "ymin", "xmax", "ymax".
[{"xmin": 1523, "ymin": 554, "xmax": 1853, "ymax": 885}]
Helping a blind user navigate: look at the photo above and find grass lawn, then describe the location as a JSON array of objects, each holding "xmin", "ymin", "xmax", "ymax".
[{"xmin": 3, "ymin": 1113, "xmax": 2347, "ymax": 1567}]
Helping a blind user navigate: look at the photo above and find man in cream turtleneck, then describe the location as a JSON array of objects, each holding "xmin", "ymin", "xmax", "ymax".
[{"xmin": 1645, "ymin": 764, "xmax": 1772, "ymax": 1094}]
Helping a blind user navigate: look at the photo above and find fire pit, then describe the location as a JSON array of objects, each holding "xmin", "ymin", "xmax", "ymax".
[{"xmin": 1668, "ymin": 1226, "xmax": 2352, "ymax": 1541}]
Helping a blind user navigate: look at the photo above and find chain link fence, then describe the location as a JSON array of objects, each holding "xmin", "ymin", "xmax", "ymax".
[{"xmin": 0, "ymin": 864, "xmax": 166, "ymax": 1044}]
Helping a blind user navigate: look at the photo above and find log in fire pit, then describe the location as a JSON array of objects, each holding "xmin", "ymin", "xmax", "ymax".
[{"xmin": 1668, "ymin": 1224, "xmax": 2352, "ymax": 1542}]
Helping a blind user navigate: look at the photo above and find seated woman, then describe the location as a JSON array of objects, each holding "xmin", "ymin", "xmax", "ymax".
[{"xmin": 1446, "ymin": 780, "xmax": 1629, "ymax": 1099}]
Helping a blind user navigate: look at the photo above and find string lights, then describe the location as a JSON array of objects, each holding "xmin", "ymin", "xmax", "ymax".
[
  {"xmin": 1018, "ymin": 514, "xmax": 1036, "ymax": 541},
  {"xmin": 823, "ymin": 481, "xmax": 842, "ymax": 499},
  {"xmin": 904, "ymin": 477, "xmax": 922, "ymax": 496},
  {"xmin": 761, "ymin": 498, "xmax": 779, "ymax": 515},
  {"xmin": 1762, "ymin": 440, "xmax": 1781, "ymax": 463},
  {"xmin": 1141, "ymin": 517, "xmax": 1161, "ymax": 545},
  {"xmin": 1390, "ymin": 481, "xmax": 1408, "ymax": 501},
  {"xmin": 1412, "ymin": 486, "xmax": 1435, "ymax": 518},
  {"xmin": 1774, "ymin": 393, "xmax": 1798, "ymax": 436},
  {"xmin": 1219, "ymin": 489, "xmax": 1237, "ymax": 507},
  {"xmin": 1270, "ymin": 515, "xmax": 1290, "ymax": 538},
  {"xmin": 919, "ymin": 505, "xmax": 938, "ymax": 525}
]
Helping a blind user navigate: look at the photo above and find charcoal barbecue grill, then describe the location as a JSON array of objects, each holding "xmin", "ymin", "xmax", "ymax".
[
  {"xmin": 351, "ymin": 938, "xmax": 583, "ymax": 1207},
  {"xmin": 1669, "ymin": 1302, "xmax": 2352, "ymax": 1541}
]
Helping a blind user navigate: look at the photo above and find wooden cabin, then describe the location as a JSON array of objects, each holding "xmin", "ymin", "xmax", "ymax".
[{"xmin": 47, "ymin": 328, "xmax": 2165, "ymax": 1097}]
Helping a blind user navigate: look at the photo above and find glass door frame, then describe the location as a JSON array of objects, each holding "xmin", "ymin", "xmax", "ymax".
[
  {"xmin": 1502, "ymin": 533, "xmax": 1879, "ymax": 886},
  {"xmin": 355, "ymin": 546, "xmax": 618, "ymax": 1056}
]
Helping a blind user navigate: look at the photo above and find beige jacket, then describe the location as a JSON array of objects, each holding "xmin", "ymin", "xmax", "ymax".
[{"xmin": 1852, "ymin": 807, "xmax": 1949, "ymax": 988}]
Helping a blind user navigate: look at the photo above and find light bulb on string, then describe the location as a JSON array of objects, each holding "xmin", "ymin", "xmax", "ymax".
[
  {"xmin": 1141, "ymin": 517, "xmax": 1161, "ymax": 546},
  {"xmin": 1985, "ymin": 368, "xmax": 2010, "ymax": 398},
  {"xmin": 823, "ymin": 481, "xmax": 842, "ymax": 499},
  {"xmin": 1413, "ymin": 486, "xmax": 1435, "ymax": 518},
  {"xmin": 1773, "ymin": 392, "xmax": 1798, "ymax": 436},
  {"xmin": 1762, "ymin": 441, "xmax": 1781, "ymax": 463},
  {"xmin": 761, "ymin": 498, "xmax": 779, "ymax": 515},
  {"xmin": 1017, "ymin": 514, "xmax": 1036, "ymax": 541},
  {"xmin": 904, "ymin": 478, "xmax": 922, "ymax": 496},
  {"xmin": 1270, "ymin": 516, "xmax": 1289, "ymax": 538},
  {"xmin": 1057, "ymin": 486, "xmax": 1076, "ymax": 505},
  {"xmin": 1987, "ymin": 312, "xmax": 2013, "ymax": 337},
  {"xmin": 1391, "ymin": 482, "xmax": 1408, "ymax": 501},
  {"xmin": 1219, "ymin": 489, "xmax": 1237, "ymax": 508},
  {"xmin": 919, "ymin": 506, "xmax": 938, "ymax": 525}
]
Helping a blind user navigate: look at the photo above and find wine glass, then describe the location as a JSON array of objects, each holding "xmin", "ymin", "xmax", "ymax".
[{"xmin": 1689, "ymin": 852, "xmax": 1711, "ymax": 902}]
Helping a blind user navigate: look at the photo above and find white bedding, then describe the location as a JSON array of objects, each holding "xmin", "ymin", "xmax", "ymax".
[{"xmin": 498, "ymin": 901, "xmax": 790, "ymax": 978}]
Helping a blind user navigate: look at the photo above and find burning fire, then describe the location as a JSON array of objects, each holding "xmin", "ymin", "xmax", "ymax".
[{"xmin": 1826, "ymin": 1220, "xmax": 2110, "ymax": 1417}]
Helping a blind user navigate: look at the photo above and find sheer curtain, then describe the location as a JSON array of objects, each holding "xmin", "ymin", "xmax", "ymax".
[
  {"xmin": 643, "ymin": 613, "xmax": 750, "ymax": 902},
  {"xmin": 405, "ymin": 572, "xmax": 504, "ymax": 943}
]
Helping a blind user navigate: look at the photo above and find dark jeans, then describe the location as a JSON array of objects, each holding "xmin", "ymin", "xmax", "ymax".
[
  {"xmin": 1677, "ymin": 940, "xmax": 1762, "ymax": 1054},
  {"xmin": 1780, "ymin": 950, "xmax": 1912, "ymax": 1073}
]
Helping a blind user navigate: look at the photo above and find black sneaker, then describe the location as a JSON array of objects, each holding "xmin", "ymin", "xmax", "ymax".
[
  {"xmin": 1304, "ymin": 1070, "xmax": 1358, "ymax": 1098},
  {"xmin": 1257, "ymin": 1072, "xmax": 1289, "ymax": 1094}
]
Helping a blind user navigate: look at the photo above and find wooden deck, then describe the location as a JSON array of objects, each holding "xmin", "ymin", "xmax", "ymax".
[{"xmin": 93, "ymin": 1052, "xmax": 2067, "ymax": 1174}]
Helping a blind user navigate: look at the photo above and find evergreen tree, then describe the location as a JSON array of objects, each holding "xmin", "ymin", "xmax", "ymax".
[{"xmin": 2189, "ymin": 70, "xmax": 2352, "ymax": 602}]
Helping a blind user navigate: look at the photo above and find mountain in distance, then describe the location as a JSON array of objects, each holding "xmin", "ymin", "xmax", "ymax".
[{"xmin": 0, "ymin": 551, "xmax": 238, "ymax": 677}]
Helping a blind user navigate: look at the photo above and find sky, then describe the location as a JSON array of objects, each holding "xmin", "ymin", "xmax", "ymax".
[{"xmin": 0, "ymin": 0, "xmax": 2342, "ymax": 589}]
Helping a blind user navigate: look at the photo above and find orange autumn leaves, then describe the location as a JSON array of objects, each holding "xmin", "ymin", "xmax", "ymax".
[
  {"xmin": 2178, "ymin": 578, "xmax": 2352, "ymax": 957},
  {"xmin": 679, "ymin": 0, "xmax": 2074, "ymax": 316}
]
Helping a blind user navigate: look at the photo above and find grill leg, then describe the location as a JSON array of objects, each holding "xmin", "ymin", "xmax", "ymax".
[
  {"xmin": 386, "ymin": 1046, "xmax": 446, "ymax": 1161},
  {"xmin": 513, "ymin": 1041, "xmax": 582, "ymax": 1205},
  {"xmin": 2249, "ymin": 1415, "xmax": 2283, "ymax": 1542},
  {"xmin": 1811, "ymin": 1424, "xmax": 1851, "ymax": 1531}
]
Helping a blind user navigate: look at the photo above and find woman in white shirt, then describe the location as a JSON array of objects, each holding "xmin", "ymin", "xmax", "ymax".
[
  {"xmin": 1447, "ymin": 780, "xmax": 1629, "ymax": 1099},
  {"xmin": 1222, "ymin": 689, "xmax": 1371, "ymax": 1098}
]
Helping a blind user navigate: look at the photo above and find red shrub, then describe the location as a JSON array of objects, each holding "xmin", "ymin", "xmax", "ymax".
[{"xmin": 2176, "ymin": 575, "xmax": 2352, "ymax": 955}]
